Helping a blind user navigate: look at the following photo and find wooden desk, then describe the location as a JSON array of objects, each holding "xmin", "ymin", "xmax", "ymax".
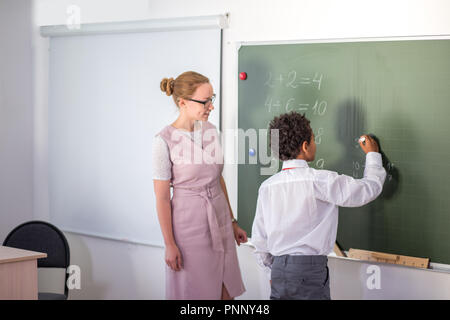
[{"xmin": 0, "ymin": 246, "xmax": 47, "ymax": 300}]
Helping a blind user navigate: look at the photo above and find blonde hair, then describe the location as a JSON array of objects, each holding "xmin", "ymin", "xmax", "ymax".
[{"xmin": 160, "ymin": 71, "xmax": 210, "ymax": 107}]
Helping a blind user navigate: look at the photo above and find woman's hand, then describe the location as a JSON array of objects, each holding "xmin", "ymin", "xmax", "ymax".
[
  {"xmin": 165, "ymin": 244, "xmax": 183, "ymax": 271},
  {"xmin": 232, "ymin": 223, "xmax": 248, "ymax": 246}
]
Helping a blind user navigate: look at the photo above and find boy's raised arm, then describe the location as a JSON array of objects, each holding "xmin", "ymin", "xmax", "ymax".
[
  {"xmin": 314, "ymin": 152, "xmax": 386, "ymax": 207},
  {"xmin": 314, "ymin": 135, "xmax": 386, "ymax": 207}
]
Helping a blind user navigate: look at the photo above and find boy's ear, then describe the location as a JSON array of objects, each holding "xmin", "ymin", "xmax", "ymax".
[{"xmin": 301, "ymin": 140, "xmax": 309, "ymax": 153}]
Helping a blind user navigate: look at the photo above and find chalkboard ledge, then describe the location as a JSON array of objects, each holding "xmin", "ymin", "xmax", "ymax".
[
  {"xmin": 243, "ymin": 239, "xmax": 450, "ymax": 274},
  {"xmin": 329, "ymin": 254, "xmax": 450, "ymax": 274}
]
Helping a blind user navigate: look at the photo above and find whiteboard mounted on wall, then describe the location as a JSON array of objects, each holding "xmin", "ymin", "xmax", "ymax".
[{"xmin": 41, "ymin": 16, "xmax": 224, "ymax": 247}]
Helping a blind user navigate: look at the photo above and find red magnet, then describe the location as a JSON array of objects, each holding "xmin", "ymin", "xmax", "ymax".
[{"xmin": 239, "ymin": 72, "xmax": 247, "ymax": 80}]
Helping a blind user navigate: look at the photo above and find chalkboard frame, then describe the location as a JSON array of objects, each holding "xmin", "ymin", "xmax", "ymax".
[{"xmin": 235, "ymin": 35, "xmax": 450, "ymax": 272}]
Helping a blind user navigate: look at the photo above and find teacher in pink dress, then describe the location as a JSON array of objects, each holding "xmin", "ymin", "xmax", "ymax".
[{"xmin": 152, "ymin": 71, "xmax": 247, "ymax": 300}]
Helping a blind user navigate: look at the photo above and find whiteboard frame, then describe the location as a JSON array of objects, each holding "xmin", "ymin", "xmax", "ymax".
[
  {"xmin": 236, "ymin": 34, "xmax": 450, "ymax": 272},
  {"xmin": 40, "ymin": 14, "xmax": 228, "ymax": 37},
  {"xmin": 62, "ymin": 227, "xmax": 159, "ymax": 247}
]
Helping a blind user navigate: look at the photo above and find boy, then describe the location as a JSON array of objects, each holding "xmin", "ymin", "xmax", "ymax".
[{"xmin": 251, "ymin": 112, "xmax": 386, "ymax": 300}]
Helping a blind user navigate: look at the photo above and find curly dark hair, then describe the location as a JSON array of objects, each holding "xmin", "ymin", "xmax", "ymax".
[{"xmin": 269, "ymin": 112, "xmax": 312, "ymax": 161}]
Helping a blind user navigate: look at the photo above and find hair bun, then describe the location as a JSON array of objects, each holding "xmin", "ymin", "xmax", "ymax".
[{"xmin": 160, "ymin": 77, "xmax": 175, "ymax": 96}]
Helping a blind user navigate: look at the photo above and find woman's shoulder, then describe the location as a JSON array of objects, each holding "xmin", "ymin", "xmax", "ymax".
[{"xmin": 155, "ymin": 124, "xmax": 173, "ymax": 139}]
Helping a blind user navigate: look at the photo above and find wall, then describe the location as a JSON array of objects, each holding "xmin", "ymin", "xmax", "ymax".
[
  {"xmin": 0, "ymin": 0, "xmax": 34, "ymax": 242},
  {"xmin": 31, "ymin": 0, "xmax": 450, "ymax": 299}
]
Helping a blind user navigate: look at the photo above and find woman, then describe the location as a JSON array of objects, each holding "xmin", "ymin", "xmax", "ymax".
[{"xmin": 152, "ymin": 71, "xmax": 247, "ymax": 300}]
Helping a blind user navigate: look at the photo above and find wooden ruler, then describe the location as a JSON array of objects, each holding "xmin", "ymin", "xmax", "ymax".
[
  {"xmin": 348, "ymin": 248, "xmax": 430, "ymax": 269},
  {"xmin": 333, "ymin": 242, "xmax": 346, "ymax": 257}
]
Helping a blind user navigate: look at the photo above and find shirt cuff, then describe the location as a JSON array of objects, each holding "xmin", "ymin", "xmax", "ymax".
[
  {"xmin": 255, "ymin": 252, "xmax": 273, "ymax": 280},
  {"xmin": 365, "ymin": 152, "xmax": 382, "ymax": 166}
]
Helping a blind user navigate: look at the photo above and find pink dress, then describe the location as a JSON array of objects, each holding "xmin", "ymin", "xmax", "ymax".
[{"xmin": 157, "ymin": 120, "xmax": 246, "ymax": 299}]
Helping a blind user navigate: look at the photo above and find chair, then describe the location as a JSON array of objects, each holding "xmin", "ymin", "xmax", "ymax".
[{"xmin": 2, "ymin": 220, "xmax": 70, "ymax": 300}]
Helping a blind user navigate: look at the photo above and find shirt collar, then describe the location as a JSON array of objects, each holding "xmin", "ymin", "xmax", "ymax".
[{"xmin": 282, "ymin": 159, "xmax": 309, "ymax": 170}]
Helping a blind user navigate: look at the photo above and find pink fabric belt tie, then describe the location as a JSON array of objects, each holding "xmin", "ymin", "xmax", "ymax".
[{"xmin": 172, "ymin": 180, "xmax": 225, "ymax": 252}]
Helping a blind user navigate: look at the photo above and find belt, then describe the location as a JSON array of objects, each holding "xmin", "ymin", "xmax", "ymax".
[
  {"xmin": 172, "ymin": 179, "xmax": 224, "ymax": 252},
  {"xmin": 274, "ymin": 255, "xmax": 328, "ymax": 265}
]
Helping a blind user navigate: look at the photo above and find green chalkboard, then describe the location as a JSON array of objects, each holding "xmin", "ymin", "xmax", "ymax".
[{"xmin": 237, "ymin": 38, "xmax": 450, "ymax": 265}]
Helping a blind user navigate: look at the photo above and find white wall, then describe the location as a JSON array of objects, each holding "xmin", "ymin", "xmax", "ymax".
[
  {"xmin": 30, "ymin": 0, "xmax": 450, "ymax": 299},
  {"xmin": 0, "ymin": 0, "xmax": 34, "ymax": 242}
]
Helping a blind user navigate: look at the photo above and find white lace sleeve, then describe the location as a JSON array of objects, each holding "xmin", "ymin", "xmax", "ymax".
[{"xmin": 152, "ymin": 135, "xmax": 172, "ymax": 180}]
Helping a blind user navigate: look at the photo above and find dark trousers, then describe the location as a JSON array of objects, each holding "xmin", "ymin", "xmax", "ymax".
[{"xmin": 270, "ymin": 255, "xmax": 330, "ymax": 300}]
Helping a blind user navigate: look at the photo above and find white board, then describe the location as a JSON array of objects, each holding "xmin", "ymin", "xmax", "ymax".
[{"xmin": 47, "ymin": 24, "xmax": 221, "ymax": 246}]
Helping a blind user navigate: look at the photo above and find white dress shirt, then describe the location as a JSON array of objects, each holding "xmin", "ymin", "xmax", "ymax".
[{"xmin": 251, "ymin": 152, "xmax": 386, "ymax": 277}]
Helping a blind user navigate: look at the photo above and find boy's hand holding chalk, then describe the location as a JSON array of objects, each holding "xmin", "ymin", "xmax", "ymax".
[{"xmin": 359, "ymin": 134, "xmax": 379, "ymax": 154}]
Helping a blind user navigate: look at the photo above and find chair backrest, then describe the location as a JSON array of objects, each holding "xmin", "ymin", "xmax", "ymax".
[
  {"xmin": 2, "ymin": 221, "xmax": 70, "ymax": 297},
  {"xmin": 3, "ymin": 220, "xmax": 70, "ymax": 268}
]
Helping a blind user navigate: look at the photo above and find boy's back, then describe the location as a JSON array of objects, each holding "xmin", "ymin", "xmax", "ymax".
[
  {"xmin": 251, "ymin": 111, "xmax": 386, "ymax": 300},
  {"xmin": 254, "ymin": 153, "xmax": 385, "ymax": 258}
]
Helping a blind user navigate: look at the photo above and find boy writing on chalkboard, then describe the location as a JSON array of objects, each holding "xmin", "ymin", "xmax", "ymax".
[{"xmin": 251, "ymin": 111, "xmax": 386, "ymax": 300}]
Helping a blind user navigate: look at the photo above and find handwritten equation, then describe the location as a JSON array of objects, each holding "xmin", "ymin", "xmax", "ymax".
[
  {"xmin": 352, "ymin": 159, "xmax": 395, "ymax": 181},
  {"xmin": 265, "ymin": 96, "xmax": 328, "ymax": 115},
  {"xmin": 264, "ymin": 71, "xmax": 323, "ymax": 90}
]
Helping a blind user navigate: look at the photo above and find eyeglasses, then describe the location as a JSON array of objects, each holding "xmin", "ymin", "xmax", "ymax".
[{"xmin": 187, "ymin": 94, "xmax": 216, "ymax": 109}]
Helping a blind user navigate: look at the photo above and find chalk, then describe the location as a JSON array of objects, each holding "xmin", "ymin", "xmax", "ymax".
[{"xmin": 359, "ymin": 136, "xmax": 366, "ymax": 143}]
